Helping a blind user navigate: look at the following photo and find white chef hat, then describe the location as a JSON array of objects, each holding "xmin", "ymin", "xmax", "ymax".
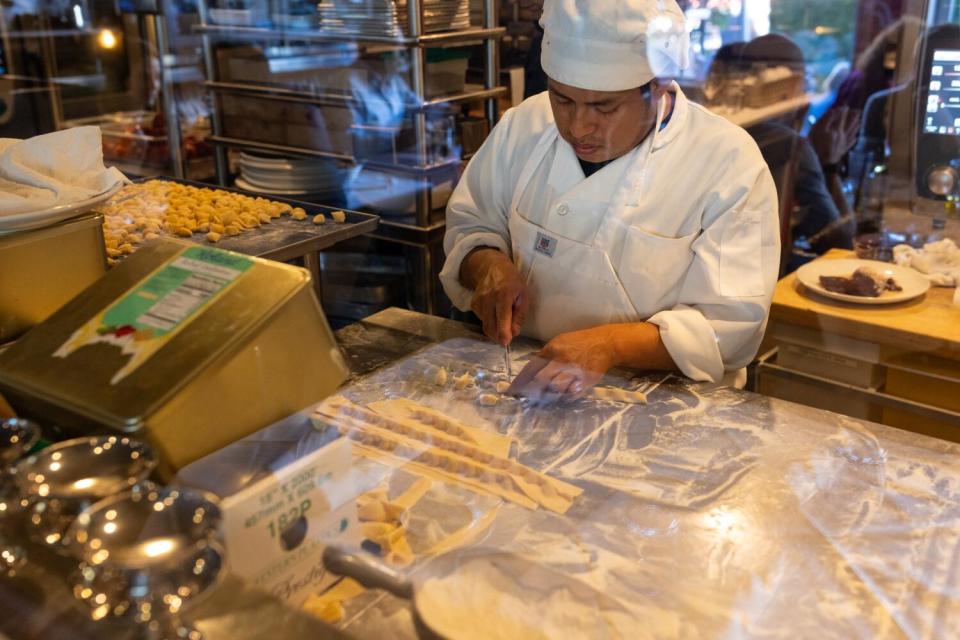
[{"xmin": 540, "ymin": 0, "xmax": 690, "ymax": 91}]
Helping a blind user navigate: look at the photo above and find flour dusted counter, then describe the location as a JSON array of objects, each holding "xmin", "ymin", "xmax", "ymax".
[{"xmin": 169, "ymin": 308, "xmax": 960, "ymax": 639}]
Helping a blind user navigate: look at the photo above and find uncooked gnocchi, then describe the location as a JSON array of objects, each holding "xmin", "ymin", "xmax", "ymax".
[
  {"xmin": 95, "ymin": 180, "xmax": 307, "ymax": 265},
  {"xmin": 478, "ymin": 393, "xmax": 499, "ymax": 407}
]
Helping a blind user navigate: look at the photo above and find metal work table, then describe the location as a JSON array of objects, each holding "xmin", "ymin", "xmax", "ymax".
[{"xmin": 4, "ymin": 308, "xmax": 960, "ymax": 639}]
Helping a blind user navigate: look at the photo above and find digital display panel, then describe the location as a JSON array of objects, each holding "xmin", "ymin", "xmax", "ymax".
[{"xmin": 924, "ymin": 49, "xmax": 960, "ymax": 135}]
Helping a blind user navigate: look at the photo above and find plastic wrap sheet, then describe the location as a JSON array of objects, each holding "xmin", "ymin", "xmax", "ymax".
[{"xmin": 330, "ymin": 337, "xmax": 960, "ymax": 639}]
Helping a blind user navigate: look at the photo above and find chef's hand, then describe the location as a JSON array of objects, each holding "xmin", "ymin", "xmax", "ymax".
[
  {"xmin": 507, "ymin": 327, "xmax": 616, "ymax": 403},
  {"xmin": 461, "ymin": 248, "xmax": 531, "ymax": 346},
  {"xmin": 809, "ymin": 106, "xmax": 861, "ymax": 167}
]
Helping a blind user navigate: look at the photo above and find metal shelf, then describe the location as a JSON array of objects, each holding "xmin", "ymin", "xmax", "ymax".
[
  {"xmin": 195, "ymin": 24, "xmax": 505, "ymax": 47},
  {"xmin": 198, "ymin": 0, "xmax": 501, "ymax": 312},
  {"xmin": 205, "ymin": 80, "xmax": 506, "ymax": 111},
  {"xmin": 207, "ymin": 135, "xmax": 461, "ymax": 175}
]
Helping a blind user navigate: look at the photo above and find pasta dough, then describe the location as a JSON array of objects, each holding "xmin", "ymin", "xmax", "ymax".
[
  {"xmin": 302, "ymin": 578, "xmax": 365, "ymax": 624},
  {"xmin": 367, "ymin": 398, "xmax": 514, "ymax": 459},
  {"xmin": 313, "ymin": 397, "xmax": 581, "ymax": 514},
  {"xmin": 454, "ymin": 373, "xmax": 475, "ymax": 390},
  {"xmin": 590, "ymin": 386, "xmax": 647, "ymax": 405},
  {"xmin": 478, "ymin": 393, "xmax": 499, "ymax": 407},
  {"xmin": 95, "ymin": 180, "xmax": 305, "ymax": 264}
]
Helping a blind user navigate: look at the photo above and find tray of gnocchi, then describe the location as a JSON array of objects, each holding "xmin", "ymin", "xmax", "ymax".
[{"xmin": 96, "ymin": 177, "xmax": 378, "ymax": 266}]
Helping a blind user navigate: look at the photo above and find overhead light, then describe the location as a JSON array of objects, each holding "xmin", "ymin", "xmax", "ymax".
[{"xmin": 97, "ymin": 28, "xmax": 118, "ymax": 50}]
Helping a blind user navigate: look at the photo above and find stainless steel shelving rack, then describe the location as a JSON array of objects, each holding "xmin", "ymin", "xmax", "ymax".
[{"xmin": 195, "ymin": 0, "xmax": 504, "ymax": 314}]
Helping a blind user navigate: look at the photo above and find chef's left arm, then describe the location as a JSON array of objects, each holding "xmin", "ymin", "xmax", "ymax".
[
  {"xmin": 645, "ymin": 166, "xmax": 780, "ymax": 381},
  {"xmin": 512, "ymin": 164, "xmax": 780, "ymax": 400}
]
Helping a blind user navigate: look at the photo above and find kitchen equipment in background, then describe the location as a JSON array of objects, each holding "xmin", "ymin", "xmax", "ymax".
[
  {"xmin": 913, "ymin": 24, "xmax": 960, "ymax": 217},
  {"xmin": 237, "ymin": 152, "xmax": 346, "ymax": 199},
  {"xmin": 458, "ymin": 115, "xmax": 490, "ymax": 157},
  {"xmin": 271, "ymin": 0, "xmax": 320, "ymax": 28},
  {"xmin": 209, "ymin": 0, "xmax": 271, "ymax": 26},
  {"xmin": 62, "ymin": 111, "xmax": 213, "ymax": 176},
  {"xmin": 349, "ymin": 110, "xmax": 458, "ymax": 168},
  {"xmin": 220, "ymin": 95, "xmax": 357, "ymax": 157},
  {"xmin": 319, "ymin": 251, "xmax": 407, "ymax": 323},
  {"xmin": 0, "ymin": 239, "xmax": 348, "ymax": 478},
  {"xmin": 317, "ymin": 0, "xmax": 471, "ymax": 38},
  {"xmin": 0, "ymin": 78, "xmax": 56, "ymax": 139},
  {"xmin": 70, "ymin": 486, "xmax": 224, "ymax": 634},
  {"xmin": 425, "ymin": 48, "xmax": 470, "ymax": 98},
  {"xmin": 14, "ymin": 435, "xmax": 157, "ymax": 554}
]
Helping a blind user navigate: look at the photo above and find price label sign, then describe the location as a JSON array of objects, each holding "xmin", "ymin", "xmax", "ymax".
[{"xmin": 220, "ymin": 436, "xmax": 359, "ymax": 605}]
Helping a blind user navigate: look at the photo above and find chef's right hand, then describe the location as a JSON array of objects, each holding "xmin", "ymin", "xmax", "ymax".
[{"xmin": 461, "ymin": 248, "xmax": 530, "ymax": 347}]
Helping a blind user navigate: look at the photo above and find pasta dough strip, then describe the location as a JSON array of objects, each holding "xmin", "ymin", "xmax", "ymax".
[
  {"xmin": 368, "ymin": 398, "xmax": 515, "ymax": 459},
  {"xmin": 590, "ymin": 386, "xmax": 648, "ymax": 405},
  {"xmin": 324, "ymin": 415, "xmax": 539, "ymax": 510},
  {"xmin": 313, "ymin": 398, "xmax": 581, "ymax": 513},
  {"xmin": 316, "ymin": 397, "xmax": 580, "ymax": 506}
]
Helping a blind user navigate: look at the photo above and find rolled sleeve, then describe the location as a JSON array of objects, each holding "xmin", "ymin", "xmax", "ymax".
[{"xmin": 648, "ymin": 305, "xmax": 725, "ymax": 382}]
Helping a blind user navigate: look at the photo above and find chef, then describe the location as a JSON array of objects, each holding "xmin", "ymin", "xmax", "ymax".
[{"xmin": 439, "ymin": 0, "xmax": 780, "ymax": 401}]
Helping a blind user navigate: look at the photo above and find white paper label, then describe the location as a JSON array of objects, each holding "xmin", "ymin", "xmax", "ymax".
[{"xmin": 220, "ymin": 437, "xmax": 359, "ymax": 605}]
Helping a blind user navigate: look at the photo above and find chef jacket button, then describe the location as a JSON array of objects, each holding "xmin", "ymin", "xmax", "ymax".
[{"xmin": 557, "ymin": 203, "xmax": 570, "ymax": 216}]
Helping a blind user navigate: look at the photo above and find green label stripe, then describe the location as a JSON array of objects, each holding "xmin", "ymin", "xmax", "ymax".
[{"xmin": 103, "ymin": 246, "xmax": 253, "ymax": 338}]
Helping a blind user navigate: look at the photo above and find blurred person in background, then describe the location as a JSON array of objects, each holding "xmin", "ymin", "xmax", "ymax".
[{"xmin": 709, "ymin": 35, "xmax": 861, "ymax": 267}]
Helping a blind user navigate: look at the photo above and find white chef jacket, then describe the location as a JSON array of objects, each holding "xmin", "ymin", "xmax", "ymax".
[{"xmin": 439, "ymin": 86, "xmax": 780, "ymax": 384}]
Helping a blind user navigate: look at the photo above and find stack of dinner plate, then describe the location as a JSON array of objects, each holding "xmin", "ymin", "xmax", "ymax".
[
  {"xmin": 235, "ymin": 153, "xmax": 345, "ymax": 198},
  {"xmin": 317, "ymin": 0, "xmax": 470, "ymax": 38}
]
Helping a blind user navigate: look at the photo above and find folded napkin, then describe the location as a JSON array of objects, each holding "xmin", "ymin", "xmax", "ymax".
[{"xmin": 0, "ymin": 126, "xmax": 128, "ymax": 217}]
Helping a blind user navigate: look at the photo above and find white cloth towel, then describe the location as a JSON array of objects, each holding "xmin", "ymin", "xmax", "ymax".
[
  {"xmin": 893, "ymin": 239, "xmax": 960, "ymax": 287},
  {"xmin": 0, "ymin": 127, "xmax": 127, "ymax": 216}
]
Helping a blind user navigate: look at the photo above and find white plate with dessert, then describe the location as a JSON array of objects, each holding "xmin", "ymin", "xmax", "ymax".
[{"xmin": 796, "ymin": 259, "xmax": 931, "ymax": 305}]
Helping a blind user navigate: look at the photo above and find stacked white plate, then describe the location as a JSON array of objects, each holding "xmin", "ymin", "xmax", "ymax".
[
  {"xmin": 236, "ymin": 153, "xmax": 345, "ymax": 197},
  {"xmin": 317, "ymin": 0, "xmax": 470, "ymax": 37}
]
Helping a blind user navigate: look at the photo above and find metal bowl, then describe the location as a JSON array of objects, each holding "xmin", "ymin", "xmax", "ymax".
[
  {"xmin": 70, "ymin": 486, "xmax": 224, "ymax": 629},
  {"xmin": 14, "ymin": 435, "xmax": 157, "ymax": 553},
  {"xmin": 0, "ymin": 418, "xmax": 40, "ymax": 574},
  {"xmin": 0, "ymin": 418, "xmax": 40, "ymax": 470}
]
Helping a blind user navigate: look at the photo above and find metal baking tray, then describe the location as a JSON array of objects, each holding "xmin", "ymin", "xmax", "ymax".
[{"xmin": 109, "ymin": 177, "xmax": 380, "ymax": 263}]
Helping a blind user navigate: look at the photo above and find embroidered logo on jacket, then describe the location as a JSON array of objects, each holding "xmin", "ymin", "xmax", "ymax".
[{"xmin": 534, "ymin": 232, "xmax": 558, "ymax": 257}]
